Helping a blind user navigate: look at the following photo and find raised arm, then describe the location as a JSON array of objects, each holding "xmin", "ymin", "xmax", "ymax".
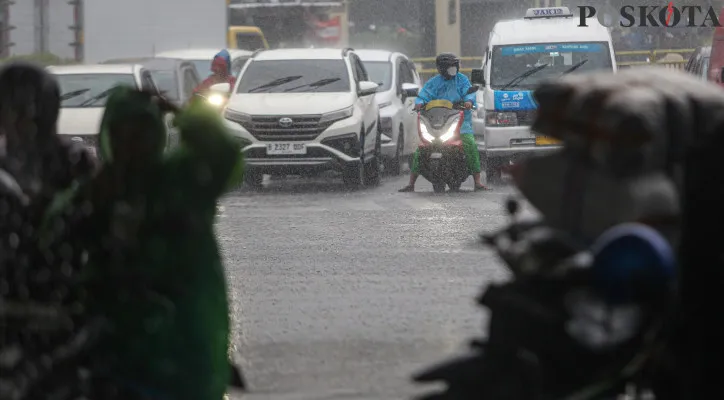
[{"xmin": 169, "ymin": 102, "xmax": 243, "ymax": 201}]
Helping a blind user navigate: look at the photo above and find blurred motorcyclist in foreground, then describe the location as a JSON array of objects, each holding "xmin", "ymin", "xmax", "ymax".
[
  {"xmin": 193, "ymin": 49, "xmax": 236, "ymax": 94},
  {"xmin": 399, "ymin": 53, "xmax": 488, "ymax": 192},
  {"xmin": 413, "ymin": 66, "xmax": 724, "ymax": 399},
  {"xmin": 40, "ymin": 86, "xmax": 243, "ymax": 399}
]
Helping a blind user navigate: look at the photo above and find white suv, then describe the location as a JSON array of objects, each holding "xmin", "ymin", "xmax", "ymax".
[
  {"xmin": 220, "ymin": 48, "xmax": 382, "ymax": 187},
  {"xmin": 356, "ymin": 50, "xmax": 422, "ymax": 175}
]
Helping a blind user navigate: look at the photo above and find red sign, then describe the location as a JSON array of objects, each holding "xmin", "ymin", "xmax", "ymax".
[{"xmin": 314, "ymin": 15, "xmax": 341, "ymax": 43}]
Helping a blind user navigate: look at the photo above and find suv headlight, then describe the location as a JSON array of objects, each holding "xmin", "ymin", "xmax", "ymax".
[
  {"xmin": 320, "ymin": 106, "xmax": 353, "ymax": 123},
  {"xmin": 486, "ymin": 111, "xmax": 517, "ymax": 127},
  {"xmin": 224, "ymin": 109, "xmax": 251, "ymax": 124}
]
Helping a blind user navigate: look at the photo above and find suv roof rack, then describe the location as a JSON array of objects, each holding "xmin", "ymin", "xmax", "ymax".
[{"xmin": 342, "ymin": 47, "xmax": 354, "ymax": 56}]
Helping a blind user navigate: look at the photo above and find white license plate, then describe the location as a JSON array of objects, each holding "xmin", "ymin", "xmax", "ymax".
[
  {"xmin": 430, "ymin": 152, "xmax": 443, "ymax": 159},
  {"xmin": 266, "ymin": 142, "xmax": 307, "ymax": 155}
]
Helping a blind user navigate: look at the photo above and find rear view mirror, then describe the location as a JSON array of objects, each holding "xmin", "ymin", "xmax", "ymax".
[
  {"xmin": 466, "ymin": 86, "xmax": 479, "ymax": 95},
  {"xmin": 401, "ymin": 82, "xmax": 419, "ymax": 98},
  {"xmin": 471, "ymin": 68, "xmax": 485, "ymax": 85},
  {"xmin": 210, "ymin": 82, "xmax": 231, "ymax": 93},
  {"xmin": 358, "ymin": 81, "xmax": 379, "ymax": 96}
]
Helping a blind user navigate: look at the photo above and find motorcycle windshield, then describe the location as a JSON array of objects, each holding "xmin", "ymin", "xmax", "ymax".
[{"xmin": 420, "ymin": 107, "xmax": 461, "ymax": 133}]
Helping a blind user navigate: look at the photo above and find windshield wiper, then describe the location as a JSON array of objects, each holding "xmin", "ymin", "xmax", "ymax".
[
  {"xmin": 60, "ymin": 88, "xmax": 90, "ymax": 101},
  {"xmin": 560, "ymin": 59, "xmax": 588, "ymax": 75},
  {"xmin": 77, "ymin": 88, "xmax": 114, "ymax": 107},
  {"xmin": 283, "ymin": 78, "xmax": 341, "ymax": 92},
  {"xmin": 248, "ymin": 75, "xmax": 303, "ymax": 93},
  {"xmin": 499, "ymin": 64, "xmax": 548, "ymax": 91}
]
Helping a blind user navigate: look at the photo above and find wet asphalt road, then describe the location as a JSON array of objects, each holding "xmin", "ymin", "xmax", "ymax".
[{"xmin": 218, "ymin": 171, "xmax": 536, "ymax": 400}]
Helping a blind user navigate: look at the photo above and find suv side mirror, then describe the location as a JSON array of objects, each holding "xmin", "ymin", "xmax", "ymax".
[
  {"xmin": 471, "ymin": 68, "xmax": 485, "ymax": 85},
  {"xmin": 466, "ymin": 85, "xmax": 479, "ymax": 95},
  {"xmin": 401, "ymin": 82, "xmax": 419, "ymax": 98},
  {"xmin": 210, "ymin": 82, "xmax": 231, "ymax": 93},
  {"xmin": 358, "ymin": 81, "xmax": 379, "ymax": 96}
]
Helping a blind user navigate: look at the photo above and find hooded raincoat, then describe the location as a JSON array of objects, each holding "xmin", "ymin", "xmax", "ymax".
[
  {"xmin": 193, "ymin": 50, "xmax": 236, "ymax": 94},
  {"xmin": 44, "ymin": 86, "xmax": 243, "ymax": 400}
]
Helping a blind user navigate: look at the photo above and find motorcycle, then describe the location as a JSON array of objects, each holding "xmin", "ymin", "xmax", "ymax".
[
  {"xmin": 189, "ymin": 82, "xmax": 232, "ymax": 111},
  {"xmin": 411, "ymin": 197, "xmax": 677, "ymax": 400},
  {"xmin": 415, "ymin": 86, "xmax": 478, "ymax": 193}
]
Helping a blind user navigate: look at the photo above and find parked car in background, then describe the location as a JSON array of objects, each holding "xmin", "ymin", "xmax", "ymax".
[
  {"xmin": 685, "ymin": 46, "xmax": 711, "ymax": 81},
  {"xmin": 155, "ymin": 48, "xmax": 253, "ymax": 77},
  {"xmin": 356, "ymin": 49, "xmax": 421, "ymax": 175},
  {"xmin": 102, "ymin": 57, "xmax": 201, "ymax": 107},
  {"xmin": 220, "ymin": 48, "xmax": 382, "ymax": 188},
  {"xmin": 48, "ymin": 64, "xmax": 173, "ymax": 155},
  {"xmin": 102, "ymin": 58, "xmax": 202, "ymax": 149}
]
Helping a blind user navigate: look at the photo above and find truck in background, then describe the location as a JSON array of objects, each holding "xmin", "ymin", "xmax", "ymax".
[{"xmin": 227, "ymin": 25, "xmax": 269, "ymax": 50}]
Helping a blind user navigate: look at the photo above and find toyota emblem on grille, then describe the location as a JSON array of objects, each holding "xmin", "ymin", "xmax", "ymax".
[{"xmin": 279, "ymin": 117, "xmax": 293, "ymax": 128}]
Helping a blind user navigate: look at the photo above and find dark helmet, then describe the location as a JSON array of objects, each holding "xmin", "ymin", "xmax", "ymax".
[{"xmin": 436, "ymin": 53, "xmax": 460, "ymax": 79}]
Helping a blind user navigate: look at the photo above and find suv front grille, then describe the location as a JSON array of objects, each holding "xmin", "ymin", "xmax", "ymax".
[
  {"xmin": 516, "ymin": 110, "xmax": 537, "ymax": 126},
  {"xmin": 240, "ymin": 115, "xmax": 334, "ymax": 141}
]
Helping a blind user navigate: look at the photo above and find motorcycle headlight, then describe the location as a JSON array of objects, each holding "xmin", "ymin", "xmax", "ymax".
[
  {"xmin": 208, "ymin": 94, "xmax": 226, "ymax": 106},
  {"xmin": 439, "ymin": 117, "xmax": 461, "ymax": 142},
  {"xmin": 419, "ymin": 120, "xmax": 435, "ymax": 142}
]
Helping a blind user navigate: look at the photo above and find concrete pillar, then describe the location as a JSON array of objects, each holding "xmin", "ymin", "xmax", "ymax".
[
  {"xmin": 435, "ymin": 0, "xmax": 460, "ymax": 55},
  {"xmin": 34, "ymin": 0, "xmax": 48, "ymax": 53}
]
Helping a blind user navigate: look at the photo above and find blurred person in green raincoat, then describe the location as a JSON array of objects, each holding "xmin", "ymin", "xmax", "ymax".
[{"xmin": 43, "ymin": 86, "xmax": 243, "ymax": 399}]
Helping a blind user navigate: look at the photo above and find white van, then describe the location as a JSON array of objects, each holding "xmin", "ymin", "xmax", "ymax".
[{"xmin": 471, "ymin": 7, "xmax": 616, "ymax": 183}]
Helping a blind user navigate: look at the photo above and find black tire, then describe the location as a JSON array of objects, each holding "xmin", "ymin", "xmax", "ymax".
[
  {"xmin": 433, "ymin": 182, "xmax": 446, "ymax": 193},
  {"xmin": 389, "ymin": 126, "xmax": 404, "ymax": 176},
  {"xmin": 244, "ymin": 170, "xmax": 264, "ymax": 189},
  {"xmin": 364, "ymin": 124, "xmax": 382, "ymax": 186},
  {"xmin": 448, "ymin": 181, "xmax": 462, "ymax": 192}
]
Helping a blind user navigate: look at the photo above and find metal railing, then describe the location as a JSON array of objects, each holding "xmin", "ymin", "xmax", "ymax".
[{"xmin": 411, "ymin": 49, "xmax": 695, "ymax": 80}]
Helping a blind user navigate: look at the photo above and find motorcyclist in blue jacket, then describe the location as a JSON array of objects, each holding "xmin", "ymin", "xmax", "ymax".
[{"xmin": 399, "ymin": 53, "xmax": 489, "ymax": 192}]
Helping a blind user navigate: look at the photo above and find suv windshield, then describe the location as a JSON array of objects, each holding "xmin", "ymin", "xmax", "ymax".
[
  {"xmin": 362, "ymin": 61, "xmax": 392, "ymax": 91},
  {"xmin": 237, "ymin": 60, "xmax": 350, "ymax": 93},
  {"xmin": 57, "ymin": 73, "xmax": 137, "ymax": 107},
  {"xmin": 149, "ymin": 70, "xmax": 179, "ymax": 100},
  {"xmin": 490, "ymin": 42, "xmax": 613, "ymax": 90}
]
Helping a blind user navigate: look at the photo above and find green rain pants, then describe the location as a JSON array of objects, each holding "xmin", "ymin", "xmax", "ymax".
[{"xmin": 410, "ymin": 134, "xmax": 481, "ymax": 174}]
